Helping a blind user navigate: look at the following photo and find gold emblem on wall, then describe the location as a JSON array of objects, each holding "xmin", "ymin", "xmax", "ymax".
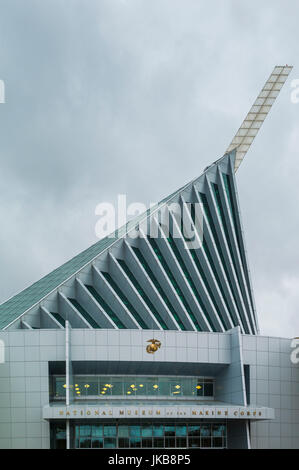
[{"xmin": 146, "ymin": 339, "xmax": 161, "ymax": 354}]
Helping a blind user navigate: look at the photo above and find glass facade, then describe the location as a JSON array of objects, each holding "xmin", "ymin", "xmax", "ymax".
[
  {"xmin": 71, "ymin": 421, "xmax": 227, "ymax": 449},
  {"xmin": 199, "ymin": 191, "xmax": 248, "ymax": 334},
  {"xmin": 51, "ymin": 375, "xmax": 214, "ymax": 400},
  {"xmin": 51, "ymin": 423, "xmax": 67, "ymax": 449},
  {"xmin": 132, "ymin": 246, "xmax": 186, "ymax": 330},
  {"xmin": 147, "ymin": 236, "xmax": 201, "ymax": 331}
]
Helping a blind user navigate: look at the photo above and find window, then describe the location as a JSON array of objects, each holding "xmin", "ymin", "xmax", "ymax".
[
  {"xmin": 92, "ymin": 425, "xmax": 103, "ymax": 448},
  {"xmin": 51, "ymin": 375, "xmax": 215, "ymax": 400},
  {"xmin": 71, "ymin": 422, "xmax": 227, "ymax": 449},
  {"xmin": 51, "ymin": 423, "xmax": 66, "ymax": 449},
  {"xmin": 130, "ymin": 426, "xmax": 141, "ymax": 448}
]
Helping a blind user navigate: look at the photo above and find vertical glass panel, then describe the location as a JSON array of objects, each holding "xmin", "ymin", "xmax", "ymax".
[
  {"xmin": 141, "ymin": 425, "xmax": 152, "ymax": 437},
  {"xmin": 75, "ymin": 378, "xmax": 86, "ymax": 397},
  {"xmin": 165, "ymin": 425, "xmax": 175, "ymax": 437},
  {"xmin": 124, "ymin": 379, "xmax": 137, "ymax": 397},
  {"xmin": 176, "ymin": 437, "xmax": 187, "ymax": 448},
  {"xmin": 200, "ymin": 424, "xmax": 211, "ymax": 437},
  {"xmin": 153, "ymin": 437, "xmax": 164, "ymax": 448},
  {"xmin": 196, "ymin": 381, "xmax": 204, "ymax": 396},
  {"xmin": 130, "ymin": 426, "xmax": 141, "ymax": 438},
  {"xmin": 190, "ymin": 377, "xmax": 197, "ymax": 396},
  {"xmin": 146, "ymin": 377, "xmax": 159, "ymax": 395},
  {"xmin": 55, "ymin": 424, "xmax": 66, "ymax": 440},
  {"xmin": 52, "ymin": 423, "xmax": 66, "ymax": 449},
  {"xmin": 104, "ymin": 425, "xmax": 116, "ymax": 437},
  {"xmin": 80, "ymin": 425, "xmax": 91, "ymax": 437},
  {"xmin": 204, "ymin": 382, "xmax": 214, "ymax": 396},
  {"xmin": 170, "ymin": 379, "xmax": 182, "ymax": 397},
  {"xmin": 181, "ymin": 378, "xmax": 192, "ymax": 396},
  {"xmin": 176, "ymin": 425, "xmax": 187, "ymax": 436},
  {"xmin": 188, "ymin": 425, "xmax": 200, "ymax": 436},
  {"xmin": 118, "ymin": 426, "xmax": 129, "ymax": 437},
  {"xmin": 212, "ymin": 424, "xmax": 225, "ymax": 437},
  {"xmin": 189, "ymin": 437, "xmax": 200, "ymax": 448},
  {"xmin": 158, "ymin": 377, "xmax": 170, "ymax": 395},
  {"xmin": 201, "ymin": 437, "xmax": 212, "ymax": 448},
  {"xmin": 118, "ymin": 438, "xmax": 130, "ymax": 448},
  {"xmin": 104, "ymin": 438, "xmax": 116, "ymax": 448},
  {"xmin": 135, "ymin": 378, "xmax": 147, "ymax": 395},
  {"xmin": 75, "ymin": 425, "xmax": 80, "ymax": 449},
  {"xmin": 153, "ymin": 425, "xmax": 164, "ymax": 437},
  {"xmin": 99, "ymin": 378, "xmax": 114, "ymax": 396},
  {"xmin": 213, "ymin": 437, "xmax": 223, "ymax": 448},
  {"xmin": 110, "ymin": 377, "xmax": 123, "ymax": 396},
  {"xmin": 83, "ymin": 378, "xmax": 98, "ymax": 396},
  {"xmin": 165, "ymin": 437, "xmax": 175, "ymax": 448},
  {"xmin": 130, "ymin": 438, "xmax": 141, "ymax": 448},
  {"xmin": 142, "ymin": 438, "xmax": 153, "ymax": 448},
  {"xmin": 92, "ymin": 425, "xmax": 103, "ymax": 437},
  {"xmin": 92, "ymin": 438, "xmax": 103, "ymax": 448},
  {"xmin": 80, "ymin": 438, "xmax": 91, "ymax": 448},
  {"xmin": 220, "ymin": 424, "xmax": 226, "ymax": 436},
  {"xmin": 54, "ymin": 377, "xmax": 66, "ymax": 398}
]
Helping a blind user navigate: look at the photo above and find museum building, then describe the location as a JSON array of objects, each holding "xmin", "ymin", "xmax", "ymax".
[{"xmin": 0, "ymin": 65, "xmax": 298, "ymax": 449}]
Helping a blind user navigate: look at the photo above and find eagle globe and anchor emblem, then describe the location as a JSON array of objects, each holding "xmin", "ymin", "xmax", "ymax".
[{"xmin": 146, "ymin": 339, "xmax": 161, "ymax": 354}]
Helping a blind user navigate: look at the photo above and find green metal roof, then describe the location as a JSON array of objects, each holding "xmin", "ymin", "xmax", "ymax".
[{"xmin": 0, "ymin": 183, "xmax": 186, "ymax": 329}]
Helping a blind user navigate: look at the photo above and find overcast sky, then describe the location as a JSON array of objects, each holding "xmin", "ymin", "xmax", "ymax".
[{"xmin": 0, "ymin": 0, "xmax": 298, "ymax": 338}]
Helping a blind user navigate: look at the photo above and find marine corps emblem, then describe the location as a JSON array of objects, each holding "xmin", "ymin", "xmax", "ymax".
[{"xmin": 146, "ymin": 339, "xmax": 161, "ymax": 354}]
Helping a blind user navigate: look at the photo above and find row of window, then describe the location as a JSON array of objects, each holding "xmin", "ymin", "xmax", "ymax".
[
  {"xmin": 52, "ymin": 375, "xmax": 214, "ymax": 399},
  {"xmin": 77, "ymin": 435, "xmax": 226, "ymax": 449},
  {"xmin": 76, "ymin": 422, "xmax": 226, "ymax": 448},
  {"xmin": 52, "ymin": 422, "xmax": 227, "ymax": 449}
]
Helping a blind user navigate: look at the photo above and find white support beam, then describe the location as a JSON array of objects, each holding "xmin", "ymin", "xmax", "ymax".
[{"xmin": 226, "ymin": 65, "xmax": 293, "ymax": 172}]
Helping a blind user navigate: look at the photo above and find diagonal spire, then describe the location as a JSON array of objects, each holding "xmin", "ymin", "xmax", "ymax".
[{"xmin": 226, "ymin": 65, "xmax": 293, "ymax": 172}]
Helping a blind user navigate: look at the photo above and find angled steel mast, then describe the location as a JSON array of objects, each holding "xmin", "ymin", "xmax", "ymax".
[{"xmin": 226, "ymin": 65, "xmax": 293, "ymax": 172}]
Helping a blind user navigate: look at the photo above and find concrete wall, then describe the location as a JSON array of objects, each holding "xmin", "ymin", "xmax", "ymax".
[
  {"xmin": 243, "ymin": 335, "xmax": 299, "ymax": 449},
  {"xmin": 0, "ymin": 330, "xmax": 65, "ymax": 449},
  {"xmin": 215, "ymin": 327, "xmax": 247, "ymax": 406}
]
